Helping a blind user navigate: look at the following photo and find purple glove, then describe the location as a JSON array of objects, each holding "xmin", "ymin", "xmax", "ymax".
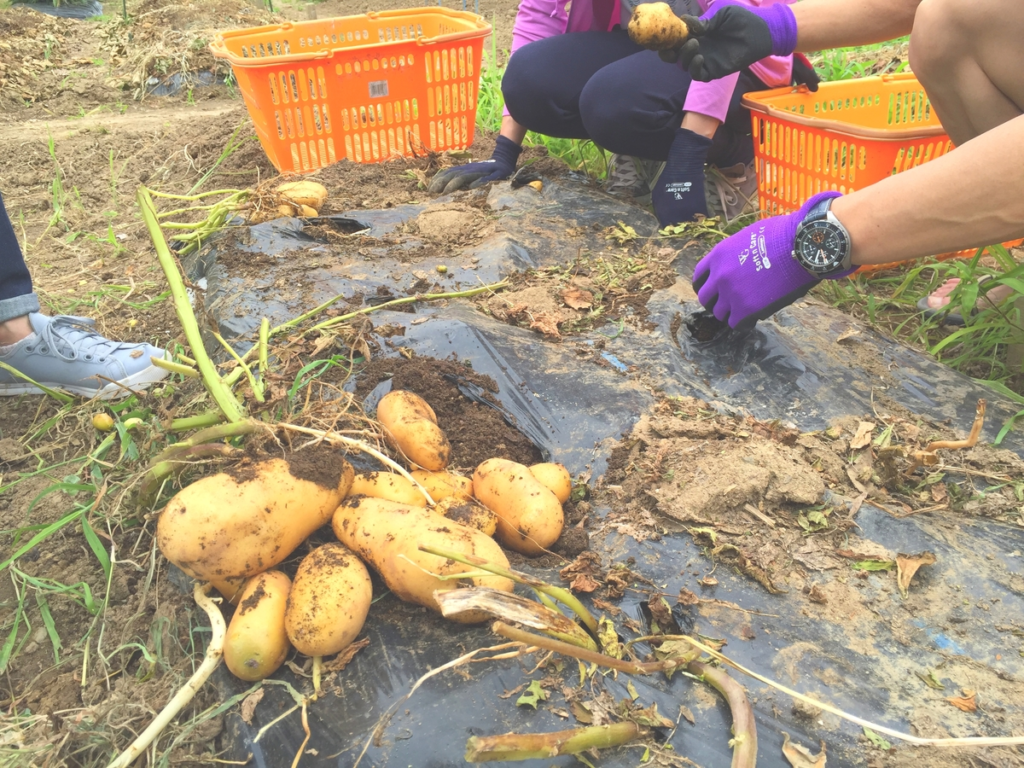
[
  {"xmin": 692, "ymin": 192, "xmax": 852, "ymax": 329},
  {"xmin": 428, "ymin": 135, "xmax": 522, "ymax": 193},
  {"xmin": 663, "ymin": 2, "xmax": 798, "ymax": 82}
]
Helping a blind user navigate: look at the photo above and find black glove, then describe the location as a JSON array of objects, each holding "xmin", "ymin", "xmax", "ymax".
[
  {"xmin": 661, "ymin": 2, "xmax": 798, "ymax": 82},
  {"xmin": 651, "ymin": 128, "xmax": 712, "ymax": 227},
  {"xmin": 427, "ymin": 135, "xmax": 522, "ymax": 194},
  {"xmin": 791, "ymin": 52, "xmax": 821, "ymax": 92}
]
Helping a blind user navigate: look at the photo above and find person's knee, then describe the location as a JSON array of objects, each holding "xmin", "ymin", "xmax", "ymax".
[
  {"xmin": 500, "ymin": 52, "xmax": 535, "ymax": 123},
  {"xmin": 910, "ymin": 0, "xmax": 968, "ymax": 85}
]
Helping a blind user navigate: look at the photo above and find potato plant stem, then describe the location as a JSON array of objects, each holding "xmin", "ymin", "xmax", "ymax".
[
  {"xmin": 150, "ymin": 356, "xmax": 199, "ymax": 379},
  {"xmin": 258, "ymin": 318, "xmax": 270, "ymax": 376},
  {"xmin": 138, "ymin": 186, "xmax": 246, "ymax": 423},
  {"xmin": 168, "ymin": 412, "xmax": 225, "ymax": 432},
  {"xmin": 213, "ymin": 332, "xmax": 264, "ymax": 403},
  {"xmin": 492, "ymin": 622, "xmax": 670, "ymax": 675},
  {"xmin": 465, "ymin": 722, "xmax": 641, "ymax": 762},
  {"xmin": 105, "ymin": 584, "xmax": 225, "ymax": 768},
  {"xmin": 689, "ymin": 661, "xmax": 757, "ymax": 768},
  {"xmin": 420, "ymin": 547, "xmax": 599, "ymax": 635}
]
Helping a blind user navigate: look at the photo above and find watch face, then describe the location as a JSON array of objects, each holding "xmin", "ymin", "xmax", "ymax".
[{"xmin": 795, "ymin": 220, "xmax": 849, "ymax": 275}]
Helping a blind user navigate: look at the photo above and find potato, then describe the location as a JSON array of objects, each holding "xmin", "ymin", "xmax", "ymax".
[
  {"xmin": 276, "ymin": 180, "xmax": 328, "ymax": 211},
  {"xmin": 528, "ymin": 463, "xmax": 572, "ymax": 504},
  {"xmin": 411, "ymin": 469, "xmax": 474, "ymax": 502},
  {"xmin": 157, "ymin": 451, "xmax": 354, "ymax": 601},
  {"xmin": 350, "ymin": 471, "xmax": 428, "ymax": 506},
  {"xmin": 224, "ymin": 571, "xmax": 292, "ymax": 681},
  {"xmin": 376, "ymin": 390, "xmax": 451, "ymax": 471},
  {"xmin": 333, "ymin": 496, "xmax": 513, "ymax": 622},
  {"xmin": 435, "ymin": 496, "xmax": 497, "ymax": 537},
  {"xmin": 285, "ymin": 543, "xmax": 372, "ymax": 657},
  {"xmin": 628, "ymin": 2, "xmax": 690, "ymax": 51},
  {"xmin": 473, "ymin": 458, "xmax": 564, "ymax": 556}
]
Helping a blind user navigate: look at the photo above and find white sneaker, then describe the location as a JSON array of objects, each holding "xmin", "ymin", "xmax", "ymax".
[
  {"xmin": 0, "ymin": 314, "xmax": 170, "ymax": 400},
  {"xmin": 705, "ymin": 160, "xmax": 760, "ymax": 225}
]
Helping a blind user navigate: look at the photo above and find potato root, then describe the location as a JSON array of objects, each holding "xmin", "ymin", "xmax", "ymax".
[
  {"xmin": 377, "ymin": 390, "xmax": 451, "ymax": 471},
  {"xmin": 474, "ymin": 458, "xmax": 564, "ymax": 556},
  {"xmin": 333, "ymin": 496, "xmax": 513, "ymax": 622},
  {"xmin": 435, "ymin": 496, "xmax": 498, "ymax": 537},
  {"xmin": 411, "ymin": 469, "xmax": 474, "ymax": 502},
  {"xmin": 529, "ymin": 463, "xmax": 572, "ymax": 504},
  {"xmin": 224, "ymin": 571, "xmax": 292, "ymax": 681},
  {"xmin": 157, "ymin": 452, "xmax": 354, "ymax": 601},
  {"xmin": 350, "ymin": 471, "xmax": 428, "ymax": 506},
  {"xmin": 628, "ymin": 2, "xmax": 689, "ymax": 51},
  {"xmin": 285, "ymin": 543, "xmax": 372, "ymax": 657}
]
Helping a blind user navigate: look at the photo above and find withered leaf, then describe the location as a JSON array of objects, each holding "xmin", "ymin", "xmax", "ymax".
[
  {"xmin": 240, "ymin": 688, "xmax": 264, "ymax": 725},
  {"xmin": 561, "ymin": 287, "xmax": 594, "ymax": 310},
  {"xmin": 529, "ymin": 311, "xmax": 562, "ymax": 338},
  {"xmin": 570, "ymin": 573, "xmax": 601, "ymax": 593},
  {"xmin": 677, "ymin": 587, "xmax": 700, "ymax": 606},
  {"xmin": 678, "ymin": 704, "xmax": 695, "ymax": 725},
  {"xmin": 499, "ymin": 683, "xmax": 526, "ymax": 700},
  {"xmin": 946, "ymin": 690, "xmax": 977, "ymax": 712},
  {"xmin": 850, "ymin": 421, "xmax": 876, "ymax": 450},
  {"xmin": 930, "ymin": 483, "xmax": 948, "ymax": 503},
  {"xmin": 896, "ymin": 551, "xmax": 936, "ymax": 598},
  {"xmin": 571, "ymin": 701, "xmax": 594, "ymax": 724},
  {"xmin": 782, "ymin": 732, "xmax": 827, "ymax": 768},
  {"xmin": 323, "ymin": 638, "xmax": 370, "ymax": 672}
]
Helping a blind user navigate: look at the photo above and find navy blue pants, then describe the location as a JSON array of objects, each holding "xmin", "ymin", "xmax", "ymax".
[
  {"xmin": 502, "ymin": 29, "xmax": 766, "ymax": 166},
  {"xmin": 0, "ymin": 191, "xmax": 37, "ymax": 323}
]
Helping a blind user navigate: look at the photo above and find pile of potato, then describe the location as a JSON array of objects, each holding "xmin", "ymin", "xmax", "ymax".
[
  {"xmin": 156, "ymin": 390, "xmax": 571, "ymax": 681},
  {"xmin": 248, "ymin": 180, "xmax": 329, "ymax": 223}
]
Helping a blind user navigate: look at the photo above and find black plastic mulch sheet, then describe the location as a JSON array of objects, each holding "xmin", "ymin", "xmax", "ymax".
[
  {"xmin": 10, "ymin": 1, "xmax": 103, "ymax": 19},
  {"xmin": 184, "ymin": 177, "xmax": 1024, "ymax": 767}
]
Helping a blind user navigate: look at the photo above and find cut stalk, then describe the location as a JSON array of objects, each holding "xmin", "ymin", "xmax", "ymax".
[
  {"xmin": 465, "ymin": 722, "xmax": 641, "ymax": 762},
  {"xmin": 139, "ymin": 186, "xmax": 246, "ymax": 423},
  {"xmin": 168, "ymin": 412, "xmax": 225, "ymax": 432},
  {"xmin": 150, "ymin": 356, "xmax": 199, "ymax": 379},
  {"xmin": 105, "ymin": 583, "xmax": 225, "ymax": 768},
  {"xmin": 213, "ymin": 331, "xmax": 264, "ymax": 403},
  {"xmin": 420, "ymin": 547, "xmax": 598, "ymax": 635},
  {"xmin": 689, "ymin": 661, "xmax": 757, "ymax": 768}
]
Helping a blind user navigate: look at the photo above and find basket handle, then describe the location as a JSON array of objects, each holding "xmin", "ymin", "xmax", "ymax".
[{"xmin": 210, "ymin": 31, "xmax": 332, "ymax": 67}]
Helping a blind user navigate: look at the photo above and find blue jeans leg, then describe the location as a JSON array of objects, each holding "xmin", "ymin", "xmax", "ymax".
[{"xmin": 0, "ymin": 190, "xmax": 39, "ymax": 324}]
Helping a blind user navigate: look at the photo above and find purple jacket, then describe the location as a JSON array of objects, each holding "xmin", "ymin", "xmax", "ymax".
[{"xmin": 508, "ymin": 0, "xmax": 795, "ymax": 122}]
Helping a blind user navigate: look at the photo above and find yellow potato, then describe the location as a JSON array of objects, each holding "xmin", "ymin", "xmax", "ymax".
[
  {"xmin": 435, "ymin": 496, "xmax": 497, "ymax": 537},
  {"xmin": 224, "ymin": 571, "xmax": 292, "ymax": 681},
  {"xmin": 473, "ymin": 458, "xmax": 564, "ymax": 556},
  {"xmin": 410, "ymin": 469, "xmax": 474, "ymax": 502},
  {"xmin": 333, "ymin": 496, "xmax": 513, "ymax": 622},
  {"xmin": 276, "ymin": 180, "xmax": 328, "ymax": 211},
  {"xmin": 350, "ymin": 471, "xmax": 428, "ymax": 506},
  {"xmin": 528, "ymin": 463, "xmax": 572, "ymax": 504},
  {"xmin": 285, "ymin": 543, "xmax": 372, "ymax": 657},
  {"xmin": 157, "ymin": 453, "xmax": 354, "ymax": 602},
  {"xmin": 628, "ymin": 2, "xmax": 690, "ymax": 51},
  {"xmin": 377, "ymin": 390, "xmax": 451, "ymax": 471}
]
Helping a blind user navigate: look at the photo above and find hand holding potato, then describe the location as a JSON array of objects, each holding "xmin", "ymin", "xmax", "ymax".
[{"xmin": 628, "ymin": 2, "xmax": 690, "ymax": 51}]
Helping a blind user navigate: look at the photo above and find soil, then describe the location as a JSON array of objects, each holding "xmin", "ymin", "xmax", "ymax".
[
  {"xmin": 351, "ymin": 355, "xmax": 544, "ymax": 470},
  {"xmin": 285, "ymin": 443, "xmax": 346, "ymax": 489}
]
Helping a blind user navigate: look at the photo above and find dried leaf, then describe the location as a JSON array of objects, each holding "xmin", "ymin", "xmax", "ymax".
[
  {"xmin": 678, "ymin": 705, "xmax": 695, "ymax": 725},
  {"xmin": 569, "ymin": 573, "xmax": 601, "ymax": 593},
  {"xmin": 561, "ymin": 287, "xmax": 594, "ymax": 310},
  {"xmin": 896, "ymin": 551, "xmax": 936, "ymax": 598},
  {"xmin": 626, "ymin": 680, "xmax": 640, "ymax": 701},
  {"xmin": 850, "ymin": 421, "xmax": 876, "ymax": 450},
  {"xmin": 677, "ymin": 587, "xmax": 699, "ymax": 606},
  {"xmin": 571, "ymin": 701, "xmax": 594, "ymax": 724},
  {"xmin": 240, "ymin": 688, "xmax": 264, "ymax": 725},
  {"xmin": 835, "ymin": 328, "xmax": 860, "ymax": 344},
  {"xmin": 629, "ymin": 701, "xmax": 673, "ymax": 728},
  {"xmin": 739, "ymin": 625, "xmax": 756, "ymax": 641},
  {"xmin": 930, "ymin": 483, "xmax": 948, "ymax": 503},
  {"xmin": 529, "ymin": 311, "xmax": 562, "ymax": 338},
  {"xmin": 322, "ymin": 638, "xmax": 370, "ymax": 672},
  {"xmin": 946, "ymin": 690, "xmax": 977, "ymax": 712},
  {"xmin": 598, "ymin": 616, "xmax": 624, "ymax": 659},
  {"xmin": 699, "ymin": 576, "xmax": 718, "ymax": 587},
  {"xmin": 850, "ymin": 559, "xmax": 896, "ymax": 572},
  {"xmin": 499, "ymin": 683, "xmax": 526, "ymax": 700},
  {"xmin": 782, "ymin": 732, "xmax": 827, "ymax": 768}
]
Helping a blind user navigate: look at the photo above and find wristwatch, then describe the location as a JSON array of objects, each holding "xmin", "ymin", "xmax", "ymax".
[{"xmin": 792, "ymin": 196, "xmax": 853, "ymax": 277}]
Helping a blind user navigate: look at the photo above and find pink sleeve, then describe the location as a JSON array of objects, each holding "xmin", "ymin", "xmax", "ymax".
[{"xmin": 682, "ymin": 74, "xmax": 741, "ymax": 122}]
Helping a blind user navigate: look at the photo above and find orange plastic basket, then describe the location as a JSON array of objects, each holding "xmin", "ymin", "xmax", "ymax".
[
  {"xmin": 741, "ymin": 73, "xmax": 1021, "ymax": 269},
  {"xmin": 210, "ymin": 8, "xmax": 491, "ymax": 174}
]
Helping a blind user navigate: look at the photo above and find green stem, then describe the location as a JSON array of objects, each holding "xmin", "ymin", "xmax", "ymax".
[
  {"xmin": 465, "ymin": 723, "xmax": 641, "ymax": 762},
  {"xmin": 168, "ymin": 412, "xmax": 225, "ymax": 432},
  {"xmin": 688, "ymin": 661, "xmax": 757, "ymax": 768},
  {"xmin": 212, "ymin": 332, "xmax": 264, "ymax": 403},
  {"xmin": 151, "ymin": 356, "xmax": 199, "ymax": 379},
  {"xmin": 0, "ymin": 361, "xmax": 73, "ymax": 404},
  {"xmin": 148, "ymin": 188, "xmax": 245, "ymax": 201},
  {"xmin": 420, "ymin": 546, "xmax": 598, "ymax": 635},
  {"xmin": 258, "ymin": 318, "xmax": 270, "ymax": 377},
  {"xmin": 492, "ymin": 622, "xmax": 671, "ymax": 675},
  {"xmin": 138, "ymin": 185, "xmax": 246, "ymax": 423}
]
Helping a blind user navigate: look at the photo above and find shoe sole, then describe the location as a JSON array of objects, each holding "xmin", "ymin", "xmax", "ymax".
[{"xmin": 0, "ymin": 364, "xmax": 171, "ymax": 400}]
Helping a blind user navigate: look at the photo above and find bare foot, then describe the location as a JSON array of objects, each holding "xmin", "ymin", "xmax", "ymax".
[{"xmin": 924, "ymin": 277, "xmax": 1013, "ymax": 310}]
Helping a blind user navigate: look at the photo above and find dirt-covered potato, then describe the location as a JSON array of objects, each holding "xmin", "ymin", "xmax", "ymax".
[
  {"xmin": 285, "ymin": 543, "xmax": 372, "ymax": 657},
  {"xmin": 474, "ymin": 458, "xmax": 564, "ymax": 556},
  {"xmin": 410, "ymin": 469, "xmax": 474, "ymax": 502},
  {"xmin": 224, "ymin": 571, "xmax": 292, "ymax": 681},
  {"xmin": 435, "ymin": 496, "xmax": 498, "ymax": 536},
  {"xmin": 377, "ymin": 390, "xmax": 452, "ymax": 471},
  {"xmin": 350, "ymin": 471, "xmax": 428, "ymax": 506},
  {"xmin": 528, "ymin": 462, "xmax": 572, "ymax": 504},
  {"xmin": 628, "ymin": 2, "xmax": 689, "ymax": 51},
  {"xmin": 333, "ymin": 496, "xmax": 513, "ymax": 622},
  {"xmin": 156, "ymin": 453, "xmax": 354, "ymax": 602}
]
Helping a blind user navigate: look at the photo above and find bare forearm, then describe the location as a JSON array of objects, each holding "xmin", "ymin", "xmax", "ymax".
[
  {"xmin": 833, "ymin": 114, "xmax": 1024, "ymax": 265},
  {"xmin": 793, "ymin": 0, "xmax": 921, "ymax": 51},
  {"xmin": 500, "ymin": 115, "xmax": 528, "ymax": 146}
]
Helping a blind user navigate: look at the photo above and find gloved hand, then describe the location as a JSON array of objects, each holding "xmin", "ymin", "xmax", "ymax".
[
  {"xmin": 660, "ymin": 2, "xmax": 798, "ymax": 82},
  {"xmin": 692, "ymin": 191, "xmax": 854, "ymax": 329},
  {"xmin": 428, "ymin": 135, "xmax": 522, "ymax": 194},
  {"xmin": 651, "ymin": 128, "xmax": 712, "ymax": 227}
]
